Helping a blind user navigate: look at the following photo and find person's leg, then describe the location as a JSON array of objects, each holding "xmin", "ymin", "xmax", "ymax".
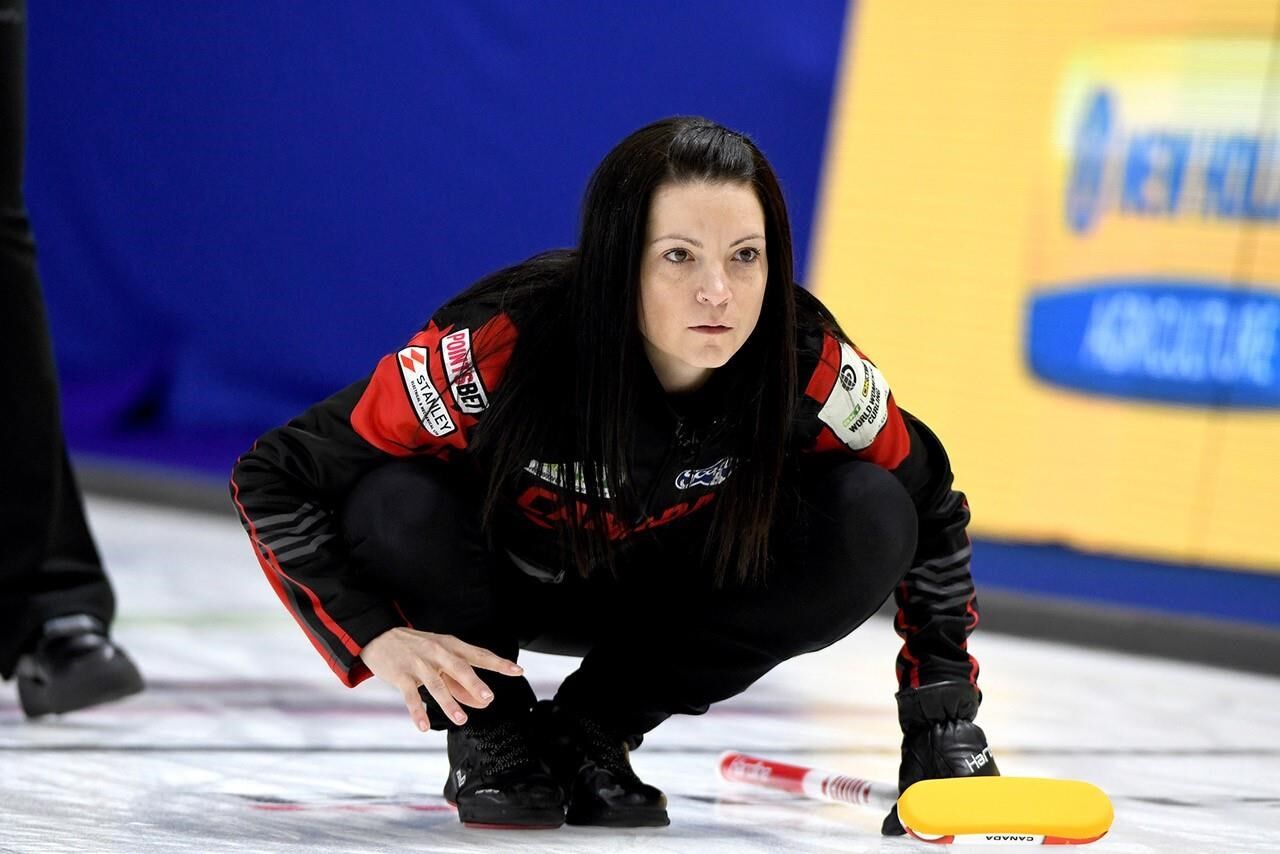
[
  {"xmin": 553, "ymin": 459, "xmax": 918, "ymax": 737},
  {"xmin": 0, "ymin": 0, "xmax": 128, "ymax": 697},
  {"xmin": 340, "ymin": 457, "xmax": 582, "ymax": 827},
  {"xmin": 340, "ymin": 458, "xmax": 532, "ymax": 728},
  {"xmin": 8, "ymin": 450, "xmax": 119, "ymax": 649},
  {"xmin": 535, "ymin": 459, "xmax": 913, "ymax": 827}
]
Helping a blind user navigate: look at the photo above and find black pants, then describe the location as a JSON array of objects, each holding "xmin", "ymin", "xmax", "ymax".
[
  {"xmin": 0, "ymin": 0, "xmax": 115, "ymax": 678},
  {"xmin": 341, "ymin": 457, "xmax": 917, "ymax": 738}
]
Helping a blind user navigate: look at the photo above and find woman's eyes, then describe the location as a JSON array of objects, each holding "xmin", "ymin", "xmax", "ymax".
[{"xmin": 661, "ymin": 247, "xmax": 761, "ymax": 264}]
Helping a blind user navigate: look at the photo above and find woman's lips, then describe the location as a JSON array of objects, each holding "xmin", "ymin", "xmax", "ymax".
[{"xmin": 690, "ymin": 325, "xmax": 733, "ymax": 335}]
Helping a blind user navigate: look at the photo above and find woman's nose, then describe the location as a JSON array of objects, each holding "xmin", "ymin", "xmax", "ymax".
[{"xmin": 697, "ymin": 270, "xmax": 732, "ymax": 306}]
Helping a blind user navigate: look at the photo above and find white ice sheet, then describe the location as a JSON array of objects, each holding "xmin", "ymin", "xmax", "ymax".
[{"xmin": 2, "ymin": 497, "xmax": 1276, "ymax": 853}]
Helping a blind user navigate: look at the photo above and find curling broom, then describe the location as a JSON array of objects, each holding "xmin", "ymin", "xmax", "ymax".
[{"xmin": 718, "ymin": 751, "xmax": 1113, "ymax": 845}]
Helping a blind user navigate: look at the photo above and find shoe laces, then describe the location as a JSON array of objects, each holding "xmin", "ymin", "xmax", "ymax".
[
  {"xmin": 471, "ymin": 719, "xmax": 538, "ymax": 777},
  {"xmin": 575, "ymin": 715, "xmax": 640, "ymax": 783}
]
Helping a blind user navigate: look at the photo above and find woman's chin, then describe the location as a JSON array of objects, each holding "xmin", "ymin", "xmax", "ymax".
[{"xmin": 687, "ymin": 342, "xmax": 745, "ymax": 369}]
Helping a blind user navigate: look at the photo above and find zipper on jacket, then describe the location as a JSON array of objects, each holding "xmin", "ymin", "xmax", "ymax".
[{"xmin": 635, "ymin": 416, "xmax": 686, "ymax": 525}]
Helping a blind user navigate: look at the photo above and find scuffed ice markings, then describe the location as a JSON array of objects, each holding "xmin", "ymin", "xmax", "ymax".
[{"xmin": 1, "ymin": 496, "xmax": 1278, "ymax": 852}]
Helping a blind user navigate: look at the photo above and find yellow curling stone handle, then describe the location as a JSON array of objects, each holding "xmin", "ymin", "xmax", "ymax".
[{"xmin": 897, "ymin": 777, "xmax": 1114, "ymax": 843}]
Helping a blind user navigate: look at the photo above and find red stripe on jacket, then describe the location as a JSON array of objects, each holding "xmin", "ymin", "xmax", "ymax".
[{"xmin": 231, "ymin": 469, "xmax": 371, "ymax": 687}]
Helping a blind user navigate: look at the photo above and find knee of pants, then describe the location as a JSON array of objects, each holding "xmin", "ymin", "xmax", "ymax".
[
  {"xmin": 811, "ymin": 459, "xmax": 917, "ymax": 567},
  {"xmin": 339, "ymin": 460, "xmax": 476, "ymax": 583},
  {"xmin": 782, "ymin": 461, "xmax": 918, "ymax": 649}
]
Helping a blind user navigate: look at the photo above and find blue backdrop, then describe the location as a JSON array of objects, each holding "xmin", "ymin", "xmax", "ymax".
[
  {"xmin": 25, "ymin": 1, "xmax": 849, "ymax": 472},
  {"xmin": 23, "ymin": 3, "xmax": 1280, "ymax": 630}
]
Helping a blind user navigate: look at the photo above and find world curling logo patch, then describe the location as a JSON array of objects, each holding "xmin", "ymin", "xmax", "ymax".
[{"xmin": 818, "ymin": 341, "xmax": 889, "ymax": 450}]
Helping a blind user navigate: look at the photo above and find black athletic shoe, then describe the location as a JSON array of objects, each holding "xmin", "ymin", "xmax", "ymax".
[
  {"xmin": 533, "ymin": 701, "xmax": 669, "ymax": 827},
  {"xmin": 16, "ymin": 615, "xmax": 145, "ymax": 719},
  {"xmin": 443, "ymin": 717, "xmax": 566, "ymax": 828}
]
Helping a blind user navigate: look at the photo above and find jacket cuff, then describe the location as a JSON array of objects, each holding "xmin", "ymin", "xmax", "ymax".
[
  {"xmin": 344, "ymin": 605, "xmax": 405, "ymax": 651},
  {"xmin": 895, "ymin": 680, "xmax": 981, "ymax": 730}
]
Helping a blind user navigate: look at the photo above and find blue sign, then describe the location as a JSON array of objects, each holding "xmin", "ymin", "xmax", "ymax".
[
  {"xmin": 1065, "ymin": 87, "xmax": 1280, "ymax": 234},
  {"xmin": 1026, "ymin": 280, "xmax": 1280, "ymax": 408}
]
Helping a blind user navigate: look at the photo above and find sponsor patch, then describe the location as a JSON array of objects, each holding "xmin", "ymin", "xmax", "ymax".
[
  {"xmin": 396, "ymin": 346, "xmax": 456, "ymax": 437},
  {"xmin": 674, "ymin": 456, "xmax": 736, "ymax": 490},
  {"xmin": 440, "ymin": 328, "xmax": 489, "ymax": 414},
  {"xmin": 817, "ymin": 341, "xmax": 890, "ymax": 451}
]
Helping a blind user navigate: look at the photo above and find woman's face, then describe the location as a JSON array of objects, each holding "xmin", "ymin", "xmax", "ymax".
[{"xmin": 638, "ymin": 181, "xmax": 768, "ymax": 393}]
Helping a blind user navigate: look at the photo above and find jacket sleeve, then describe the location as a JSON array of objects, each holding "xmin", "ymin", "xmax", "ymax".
[
  {"xmin": 229, "ymin": 310, "xmax": 517, "ymax": 687},
  {"xmin": 798, "ymin": 330, "xmax": 980, "ymax": 691}
]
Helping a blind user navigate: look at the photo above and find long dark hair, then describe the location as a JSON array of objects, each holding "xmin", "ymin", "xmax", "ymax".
[{"xmin": 464, "ymin": 117, "xmax": 799, "ymax": 587}]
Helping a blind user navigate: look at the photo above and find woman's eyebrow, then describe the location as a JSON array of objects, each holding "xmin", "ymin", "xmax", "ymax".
[
  {"xmin": 650, "ymin": 234, "xmax": 702, "ymax": 247},
  {"xmin": 650, "ymin": 233, "xmax": 765, "ymax": 247}
]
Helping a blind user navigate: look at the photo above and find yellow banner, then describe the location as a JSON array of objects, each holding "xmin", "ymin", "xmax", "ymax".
[{"xmin": 810, "ymin": 0, "xmax": 1280, "ymax": 573}]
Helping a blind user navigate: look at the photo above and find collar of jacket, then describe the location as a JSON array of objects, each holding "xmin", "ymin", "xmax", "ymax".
[{"xmin": 633, "ymin": 352, "xmax": 745, "ymax": 449}]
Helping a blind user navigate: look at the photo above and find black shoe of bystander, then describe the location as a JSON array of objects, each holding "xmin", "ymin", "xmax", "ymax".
[{"xmin": 16, "ymin": 615, "xmax": 145, "ymax": 718}]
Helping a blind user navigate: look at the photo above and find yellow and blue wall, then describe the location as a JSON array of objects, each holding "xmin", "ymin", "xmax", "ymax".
[
  {"xmin": 810, "ymin": 0, "xmax": 1279, "ymax": 625},
  {"xmin": 27, "ymin": 2, "xmax": 1280, "ymax": 627}
]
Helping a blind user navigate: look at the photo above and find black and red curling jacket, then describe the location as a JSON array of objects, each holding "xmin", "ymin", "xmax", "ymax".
[{"xmin": 230, "ymin": 283, "xmax": 982, "ymax": 693}]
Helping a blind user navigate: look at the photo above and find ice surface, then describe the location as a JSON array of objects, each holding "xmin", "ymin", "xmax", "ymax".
[{"xmin": 2, "ymin": 497, "xmax": 1277, "ymax": 853}]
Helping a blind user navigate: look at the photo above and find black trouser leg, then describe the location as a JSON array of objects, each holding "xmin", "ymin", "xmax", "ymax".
[
  {"xmin": 0, "ymin": 447, "xmax": 117, "ymax": 678},
  {"xmin": 340, "ymin": 460, "xmax": 596, "ymax": 730},
  {"xmin": 0, "ymin": 0, "xmax": 115, "ymax": 679},
  {"xmin": 553, "ymin": 460, "xmax": 918, "ymax": 737},
  {"xmin": 340, "ymin": 458, "xmax": 916, "ymax": 738}
]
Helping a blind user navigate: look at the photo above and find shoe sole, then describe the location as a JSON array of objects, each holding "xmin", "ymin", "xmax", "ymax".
[
  {"xmin": 566, "ymin": 805, "xmax": 671, "ymax": 827},
  {"xmin": 462, "ymin": 821, "xmax": 564, "ymax": 830},
  {"xmin": 447, "ymin": 799, "xmax": 566, "ymax": 829},
  {"xmin": 18, "ymin": 661, "xmax": 144, "ymax": 718}
]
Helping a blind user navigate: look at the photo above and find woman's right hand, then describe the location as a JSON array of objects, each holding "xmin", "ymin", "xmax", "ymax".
[{"xmin": 359, "ymin": 627, "xmax": 524, "ymax": 731}]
